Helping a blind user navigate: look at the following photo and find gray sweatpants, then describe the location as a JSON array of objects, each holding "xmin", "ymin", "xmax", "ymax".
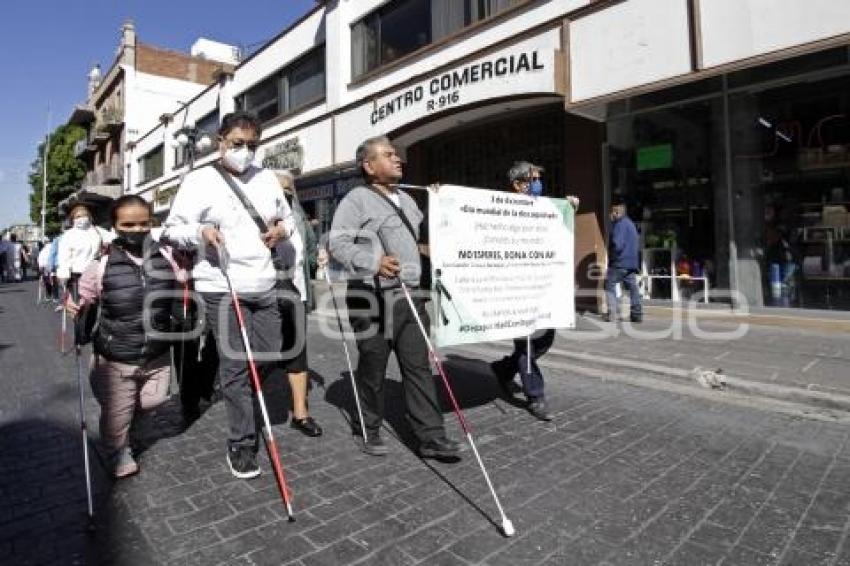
[{"xmin": 202, "ymin": 290, "xmax": 282, "ymax": 450}]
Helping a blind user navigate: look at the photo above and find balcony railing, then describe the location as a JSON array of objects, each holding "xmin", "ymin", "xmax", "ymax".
[
  {"xmin": 96, "ymin": 160, "xmax": 123, "ymax": 184},
  {"xmin": 83, "ymin": 160, "xmax": 123, "ymax": 187}
]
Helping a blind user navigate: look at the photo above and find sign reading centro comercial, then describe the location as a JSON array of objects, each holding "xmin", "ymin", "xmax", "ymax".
[{"xmin": 370, "ymin": 50, "xmax": 546, "ymax": 126}]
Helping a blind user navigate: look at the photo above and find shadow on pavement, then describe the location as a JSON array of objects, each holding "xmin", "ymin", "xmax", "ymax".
[
  {"xmin": 323, "ymin": 353, "xmax": 507, "ymax": 452},
  {"xmin": 0, "ymin": 418, "xmax": 112, "ymax": 565}
]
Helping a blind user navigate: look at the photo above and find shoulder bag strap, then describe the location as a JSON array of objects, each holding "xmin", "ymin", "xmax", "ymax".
[
  {"xmin": 365, "ymin": 185, "xmax": 418, "ymax": 243},
  {"xmin": 213, "ymin": 163, "xmax": 269, "ymax": 234}
]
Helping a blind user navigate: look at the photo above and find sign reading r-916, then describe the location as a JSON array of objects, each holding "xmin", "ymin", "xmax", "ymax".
[{"xmin": 426, "ymin": 91, "xmax": 460, "ymax": 112}]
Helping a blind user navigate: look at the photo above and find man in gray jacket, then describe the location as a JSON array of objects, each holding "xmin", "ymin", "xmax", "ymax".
[{"xmin": 328, "ymin": 135, "xmax": 459, "ymax": 460}]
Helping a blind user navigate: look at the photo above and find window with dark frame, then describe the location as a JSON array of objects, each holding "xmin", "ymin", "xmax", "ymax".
[
  {"xmin": 238, "ymin": 47, "xmax": 326, "ymax": 124},
  {"xmin": 351, "ymin": 0, "xmax": 525, "ymax": 79},
  {"xmin": 139, "ymin": 145, "xmax": 164, "ymax": 183},
  {"xmin": 173, "ymin": 110, "xmax": 220, "ymax": 169}
]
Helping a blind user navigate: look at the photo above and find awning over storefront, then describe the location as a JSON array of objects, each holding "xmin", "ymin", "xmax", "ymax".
[{"xmin": 58, "ymin": 184, "xmax": 122, "ymax": 216}]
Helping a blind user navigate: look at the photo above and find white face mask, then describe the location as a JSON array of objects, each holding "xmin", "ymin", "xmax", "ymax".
[
  {"xmin": 74, "ymin": 217, "xmax": 92, "ymax": 230},
  {"xmin": 223, "ymin": 147, "xmax": 255, "ymax": 174}
]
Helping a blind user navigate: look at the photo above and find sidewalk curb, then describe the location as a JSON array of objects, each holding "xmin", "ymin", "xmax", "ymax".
[
  {"xmin": 452, "ymin": 342, "xmax": 850, "ymax": 424},
  {"xmin": 307, "ymin": 288, "xmax": 850, "ymax": 417},
  {"xmin": 546, "ymin": 348, "xmax": 850, "ymax": 415}
]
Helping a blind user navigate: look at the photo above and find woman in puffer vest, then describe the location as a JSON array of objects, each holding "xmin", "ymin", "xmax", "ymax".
[{"xmin": 66, "ymin": 195, "xmax": 185, "ymax": 478}]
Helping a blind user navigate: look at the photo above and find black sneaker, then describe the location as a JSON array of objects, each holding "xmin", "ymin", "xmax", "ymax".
[
  {"xmin": 419, "ymin": 436, "xmax": 461, "ymax": 460},
  {"xmin": 630, "ymin": 315, "xmax": 643, "ymax": 323},
  {"xmin": 362, "ymin": 433, "xmax": 389, "ymax": 457},
  {"xmin": 291, "ymin": 416, "xmax": 323, "ymax": 437},
  {"xmin": 491, "ymin": 358, "xmax": 520, "ymax": 398},
  {"xmin": 226, "ymin": 446, "xmax": 260, "ymax": 479},
  {"xmin": 528, "ymin": 400, "xmax": 552, "ymax": 422}
]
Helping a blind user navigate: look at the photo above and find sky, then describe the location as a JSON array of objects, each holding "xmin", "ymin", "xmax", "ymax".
[{"xmin": 0, "ymin": 0, "xmax": 317, "ymax": 230}]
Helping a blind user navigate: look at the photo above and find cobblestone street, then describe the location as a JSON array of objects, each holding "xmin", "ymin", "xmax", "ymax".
[{"xmin": 4, "ymin": 280, "xmax": 850, "ymax": 565}]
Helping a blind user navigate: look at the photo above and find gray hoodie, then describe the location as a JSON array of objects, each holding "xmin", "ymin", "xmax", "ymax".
[{"xmin": 328, "ymin": 185, "xmax": 422, "ymax": 289}]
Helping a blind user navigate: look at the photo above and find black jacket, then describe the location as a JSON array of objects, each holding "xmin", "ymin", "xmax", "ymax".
[{"xmin": 93, "ymin": 244, "xmax": 177, "ymax": 364}]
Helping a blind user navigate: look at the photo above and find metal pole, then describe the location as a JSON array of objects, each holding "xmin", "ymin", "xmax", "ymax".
[{"xmin": 41, "ymin": 107, "xmax": 51, "ymax": 241}]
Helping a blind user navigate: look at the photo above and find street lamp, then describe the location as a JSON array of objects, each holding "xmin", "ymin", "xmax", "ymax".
[{"xmin": 170, "ymin": 124, "xmax": 213, "ymax": 171}]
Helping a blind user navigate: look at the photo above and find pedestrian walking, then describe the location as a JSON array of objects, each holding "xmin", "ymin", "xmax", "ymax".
[
  {"xmin": 489, "ymin": 161, "xmax": 579, "ymax": 421},
  {"xmin": 328, "ymin": 135, "xmax": 459, "ymax": 460},
  {"xmin": 21, "ymin": 242, "xmax": 31, "ymax": 281},
  {"xmin": 0, "ymin": 236, "xmax": 10, "ymax": 283},
  {"xmin": 47, "ymin": 233, "xmax": 62, "ymax": 302},
  {"xmin": 604, "ymin": 200, "xmax": 642, "ymax": 323},
  {"xmin": 274, "ymin": 170, "xmax": 322, "ymax": 437},
  {"xmin": 9, "ymin": 234, "xmax": 23, "ymax": 282},
  {"xmin": 37, "ymin": 239, "xmax": 54, "ymax": 302},
  {"xmin": 162, "ymin": 111, "xmax": 294, "ymax": 480},
  {"xmin": 57, "ymin": 202, "xmax": 112, "ymax": 291},
  {"xmin": 64, "ymin": 195, "xmax": 182, "ymax": 478}
]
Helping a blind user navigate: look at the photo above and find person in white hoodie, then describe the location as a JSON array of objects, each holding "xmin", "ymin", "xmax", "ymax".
[
  {"xmin": 57, "ymin": 203, "xmax": 113, "ymax": 293},
  {"xmin": 162, "ymin": 111, "xmax": 294, "ymax": 480}
]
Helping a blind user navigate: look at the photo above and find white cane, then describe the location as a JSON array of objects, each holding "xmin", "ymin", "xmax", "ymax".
[
  {"xmin": 322, "ymin": 268, "xmax": 368, "ymax": 446},
  {"xmin": 398, "ymin": 281, "xmax": 515, "ymax": 538}
]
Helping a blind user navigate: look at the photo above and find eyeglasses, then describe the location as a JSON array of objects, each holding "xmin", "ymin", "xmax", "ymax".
[{"xmin": 228, "ymin": 139, "xmax": 259, "ymax": 151}]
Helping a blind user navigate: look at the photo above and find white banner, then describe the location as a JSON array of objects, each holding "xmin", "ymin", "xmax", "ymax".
[{"xmin": 429, "ymin": 185, "xmax": 575, "ymax": 348}]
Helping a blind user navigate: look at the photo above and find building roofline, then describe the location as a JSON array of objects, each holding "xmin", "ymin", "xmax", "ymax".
[{"xmin": 235, "ymin": 2, "xmax": 324, "ymax": 70}]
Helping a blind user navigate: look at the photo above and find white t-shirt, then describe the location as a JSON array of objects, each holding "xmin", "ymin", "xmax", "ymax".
[{"xmin": 162, "ymin": 165, "xmax": 294, "ymax": 294}]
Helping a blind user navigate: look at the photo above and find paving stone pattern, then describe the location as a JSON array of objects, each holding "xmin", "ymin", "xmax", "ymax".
[{"xmin": 3, "ymin": 280, "xmax": 850, "ymax": 565}]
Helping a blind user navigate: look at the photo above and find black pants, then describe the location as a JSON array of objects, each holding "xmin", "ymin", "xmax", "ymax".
[
  {"xmin": 174, "ymin": 329, "xmax": 219, "ymax": 410},
  {"xmin": 345, "ymin": 285, "xmax": 445, "ymax": 443}
]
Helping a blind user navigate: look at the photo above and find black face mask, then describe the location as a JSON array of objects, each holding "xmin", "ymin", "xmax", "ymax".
[{"xmin": 115, "ymin": 230, "xmax": 150, "ymax": 254}]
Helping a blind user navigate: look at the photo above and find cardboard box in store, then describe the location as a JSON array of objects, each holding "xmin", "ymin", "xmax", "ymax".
[{"xmin": 822, "ymin": 205, "xmax": 850, "ymax": 227}]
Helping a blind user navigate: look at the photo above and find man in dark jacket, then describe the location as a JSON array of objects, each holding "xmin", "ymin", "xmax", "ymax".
[{"xmin": 605, "ymin": 202, "xmax": 642, "ymax": 322}]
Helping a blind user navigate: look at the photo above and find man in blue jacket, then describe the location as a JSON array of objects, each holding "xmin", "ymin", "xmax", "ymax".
[{"xmin": 605, "ymin": 201, "xmax": 642, "ymax": 322}]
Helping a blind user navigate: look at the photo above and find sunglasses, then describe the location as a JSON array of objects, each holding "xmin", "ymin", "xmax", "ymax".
[{"xmin": 227, "ymin": 139, "xmax": 259, "ymax": 151}]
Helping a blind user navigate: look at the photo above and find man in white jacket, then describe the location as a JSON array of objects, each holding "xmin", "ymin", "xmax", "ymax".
[
  {"xmin": 162, "ymin": 111, "xmax": 294, "ymax": 480},
  {"xmin": 57, "ymin": 203, "xmax": 113, "ymax": 291}
]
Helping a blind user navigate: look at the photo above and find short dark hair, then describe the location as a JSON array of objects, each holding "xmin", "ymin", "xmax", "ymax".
[
  {"xmin": 219, "ymin": 111, "xmax": 262, "ymax": 138},
  {"xmin": 110, "ymin": 195, "xmax": 152, "ymax": 226}
]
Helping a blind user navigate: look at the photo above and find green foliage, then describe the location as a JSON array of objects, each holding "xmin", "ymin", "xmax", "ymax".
[{"xmin": 28, "ymin": 124, "xmax": 87, "ymax": 236}]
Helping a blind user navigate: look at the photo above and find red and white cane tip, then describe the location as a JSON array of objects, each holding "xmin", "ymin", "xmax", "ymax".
[{"xmin": 502, "ymin": 518, "xmax": 515, "ymax": 537}]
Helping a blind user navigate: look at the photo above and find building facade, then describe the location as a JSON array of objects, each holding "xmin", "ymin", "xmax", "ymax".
[
  {"xmin": 65, "ymin": 21, "xmax": 234, "ymax": 223},
  {"xmin": 126, "ymin": 0, "xmax": 850, "ymax": 311}
]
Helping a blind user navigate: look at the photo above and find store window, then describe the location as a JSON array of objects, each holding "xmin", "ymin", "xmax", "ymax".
[
  {"xmin": 418, "ymin": 107, "xmax": 565, "ymax": 195},
  {"xmin": 729, "ymin": 72, "xmax": 850, "ymax": 310},
  {"xmin": 285, "ymin": 49, "xmax": 326, "ymax": 112},
  {"xmin": 139, "ymin": 145, "xmax": 164, "ymax": 184},
  {"xmin": 607, "ymin": 98, "xmax": 722, "ymax": 302},
  {"xmin": 352, "ymin": 0, "xmax": 525, "ymax": 79},
  {"xmin": 238, "ymin": 47, "xmax": 326, "ymax": 123}
]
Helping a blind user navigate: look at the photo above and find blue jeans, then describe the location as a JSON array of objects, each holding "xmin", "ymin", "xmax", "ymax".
[
  {"xmin": 605, "ymin": 268, "xmax": 642, "ymax": 320},
  {"xmin": 507, "ymin": 329, "xmax": 555, "ymax": 401}
]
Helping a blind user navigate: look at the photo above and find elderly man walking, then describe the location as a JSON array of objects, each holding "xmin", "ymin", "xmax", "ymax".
[{"xmin": 328, "ymin": 135, "xmax": 459, "ymax": 460}]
